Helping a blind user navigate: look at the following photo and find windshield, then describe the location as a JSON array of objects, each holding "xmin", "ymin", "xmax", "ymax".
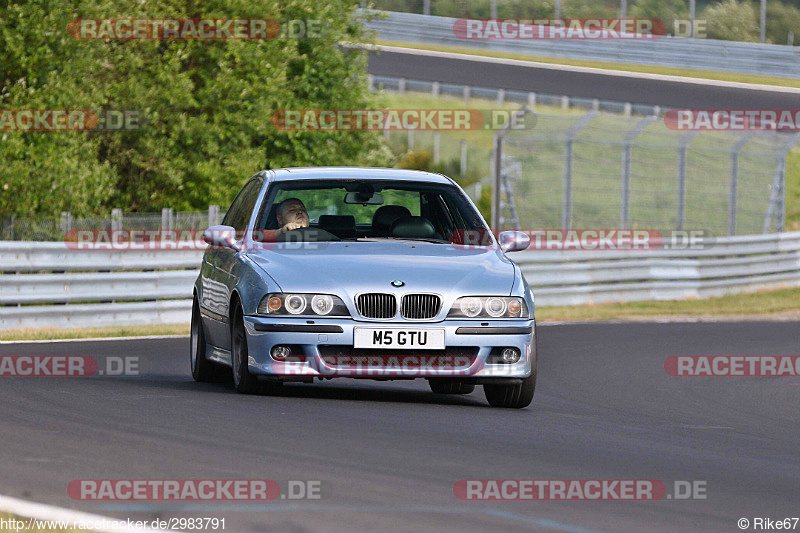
[{"xmin": 254, "ymin": 179, "xmax": 487, "ymax": 243}]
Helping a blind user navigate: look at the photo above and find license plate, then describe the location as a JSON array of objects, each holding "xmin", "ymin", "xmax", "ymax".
[{"xmin": 353, "ymin": 328, "xmax": 445, "ymax": 350}]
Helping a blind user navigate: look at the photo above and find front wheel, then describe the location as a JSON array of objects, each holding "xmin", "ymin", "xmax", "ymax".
[
  {"xmin": 231, "ymin": 306, "xmax": 260, "ymax": 394},
  {"xmin": 429, "ymin": 379, "xmax": 475, "ymax": 395},
  {"xmin": 484, "ymin": 372, "xmax": 536, "ymax": 409}
]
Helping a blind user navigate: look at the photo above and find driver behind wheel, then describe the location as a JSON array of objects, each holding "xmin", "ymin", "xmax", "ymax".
[{"xmin": 276, "ymin": 198, "xmax": 309, "ymax": 234}]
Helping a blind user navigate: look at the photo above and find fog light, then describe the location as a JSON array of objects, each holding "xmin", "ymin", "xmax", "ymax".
[
  {"xmin": 271, "ymin": 345, "xmax": 292, "ymax": 360},
  {"xmin": 501, "ymin": 348, "xmax": 520, "ymax": 363}
]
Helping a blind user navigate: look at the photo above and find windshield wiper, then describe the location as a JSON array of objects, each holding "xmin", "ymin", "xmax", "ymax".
[{"xmin": 383, "ymin": 237, "xmax": 450, "ymax": 244}]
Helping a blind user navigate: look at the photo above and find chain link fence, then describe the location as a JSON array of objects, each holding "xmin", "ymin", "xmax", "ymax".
[
  {"xmin": 0, "ymin": 207, "xmax": 225, "ymax": 241},
  {"xmin": 370, "ymin": 75, "xmax": 799, "ymax": 236},
  {"xmin": 495, "ymin": 111, "xmax": 799, "ymax": 235}
]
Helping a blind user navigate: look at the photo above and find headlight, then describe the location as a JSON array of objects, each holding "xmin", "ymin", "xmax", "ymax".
[
  {"xmin": 448, "ymin": 297, "xmax": 529, "ymax": 319},
  {"xmin": 459, "ymin": 297, "xmax": 483, "ymax": 318},
  {"xmin": 258, "ymin": 293, "xmax": 350, "ymax": 316}
]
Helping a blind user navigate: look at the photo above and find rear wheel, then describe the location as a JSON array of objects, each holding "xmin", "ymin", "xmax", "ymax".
[
  {"xmin": 428, "ymin": 379, "xmax": 475, "ymax": 395},
  {"xmin": 190, "ymin": 299, "xmax": 224, "ymax": 382},
  {"xmin": 231, "ymin": 306, "xmax": 260, "ymax": 394}
]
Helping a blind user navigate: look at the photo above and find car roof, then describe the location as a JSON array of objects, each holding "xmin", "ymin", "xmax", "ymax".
[{"xmin": 268, "ymin": 167, "xmax": 454, "ymax": 184}]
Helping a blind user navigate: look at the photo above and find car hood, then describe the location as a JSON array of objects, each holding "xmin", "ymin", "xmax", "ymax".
[{"xmin": 246, "ymin": 241, "xmax": 516, "ymax": 299}]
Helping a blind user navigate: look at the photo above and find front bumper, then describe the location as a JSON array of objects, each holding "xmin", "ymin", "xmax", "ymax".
[{"xmin": 243, "ymin": 315, "xmax": 535, "ymax": 380}]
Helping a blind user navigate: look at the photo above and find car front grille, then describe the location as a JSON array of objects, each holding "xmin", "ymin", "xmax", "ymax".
[
  {"xmin": 401, "ymin": 294, "xmax": 441, "ymax": 319},
  {"xmin": 356, "ymin": 293, "xmax": 397, "ymax": 319}
]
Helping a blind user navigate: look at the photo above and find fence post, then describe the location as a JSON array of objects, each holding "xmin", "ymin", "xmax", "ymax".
[
  {"xmin": 491, "ymin": 106, "xmax": 531, "ymax": 230},
  {"xmin": 562, "ymin": 112, "xmax": 600, "ymax": 230},
  {"xmin": 621, "ymin": 116, "xmax": 657, "ymax": 229},
  {"xmin": 463, "ymin": 86, "xmax": 470, "ymax": 102},
  {"xmin": 728, "ymin": 132, "xmax": 755, "ymax": 236},
  {"xmin": 432, "ymin": 81, "xmax": 440, "ymax": 98},
  {"xmin": 491, "ymin": 132, "xmax": 502, "ymax": 229},
  {"xmin": 561, "ymin": 95, "xmax": 569, "ymax": 111},
  {"xmin": 111, "ymin": 208, "xmax": 122, "ymax": 231},
  {"xmin": 407, "ymin": 129, "xmax": 414, "ymax": 150},
  {"xmin": 460, "ymin": 140, "xmax": 467, "ymax": 175},
  {"xmin": 208, "ymin": 205, "xmax": 220, "ymax": 227},
  {"xmin": 676, "ymin": 131, "xmax": 699, "ymax": 232},
  {"xmin": 624, "ymin": 103, "xmax": 632, "ymax": 117},
  {"xmin": 161, "ymin": 208, "xmax": 173, "ymax": 231},
  {"xmin": 398, "ymin": 78, "xmax": 406, "ymax": 94},
  {"xmin": 433, "ymin": 132, "xmax": 440, "ymax": 164},
  {"xmin": 497, "ymin": 89, "xmax": 505, "ymax": 106},
  {"xmin": 528, "ymin": 92, "xmax": 536, "ymax": 107},
  {"xmin": 9, "ymin": 215, "xmax": 14, "ymax": 240},
  {"xmin": 763, "ymin": 134, "xmax": 800, "ymax": 232},
  {"xmin": 60, "ymin": 211, "xmax": 72, "ymax": 234},
  {"xmin": 367, "ymin": 74, "xmax": 374, "ymax": 92}
]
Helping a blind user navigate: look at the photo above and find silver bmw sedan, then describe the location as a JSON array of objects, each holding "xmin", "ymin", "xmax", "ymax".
[{"xmin": 191, "ymin": 167, "xmax": 536, "ymax": 408}]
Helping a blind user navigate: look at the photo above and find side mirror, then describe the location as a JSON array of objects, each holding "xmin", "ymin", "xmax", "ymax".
[
  {"xmin": 203, "ymin": 225, "xmax": 240, "ymax": 251},
  {"xmin": 498, "ymin": 231, "xmax": 530, "ymax": 253}
]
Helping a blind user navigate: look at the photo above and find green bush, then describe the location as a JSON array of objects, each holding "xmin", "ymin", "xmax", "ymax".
[{"xmin": 0, "ymin": 0, "xmax": 389, "ymax": 218}]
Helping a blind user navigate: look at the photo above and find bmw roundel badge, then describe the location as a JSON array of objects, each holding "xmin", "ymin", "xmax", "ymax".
[{"xmin": 391, "ymin": 280, "xmax": 405, "ymax": 287}]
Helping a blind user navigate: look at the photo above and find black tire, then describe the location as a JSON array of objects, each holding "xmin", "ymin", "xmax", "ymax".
[
  {"xmin": 190, "ymin": 299, "xmax": 222, "ymax": 382},
  {"xmin": 483, "ymin": 372, "xmax": 536, "ymax": 408},
  {"xmin": 428, "ymin": 379, "xmax": 475, "ymax": 395},
  {"xmin": 230, "ymin": 305, "xmax": 260, "ymax": 394},
  {"xmin": 484, "ymin": 331, "xmax": 538, "ymax": 408}
]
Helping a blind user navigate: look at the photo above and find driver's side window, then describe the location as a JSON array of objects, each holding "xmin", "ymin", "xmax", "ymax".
[{"xmin": 223, "ymin": 179, "xmax": 262, "ymax": 231}]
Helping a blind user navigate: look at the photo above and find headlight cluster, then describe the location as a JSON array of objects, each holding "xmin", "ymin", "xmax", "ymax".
[
  {"xmin": 258, "ymin": 293, "xmax": 350, "ymax": 316},
  {"xmin": 447, "ymin": 297, "xmax": 529, "ymax": 319}
]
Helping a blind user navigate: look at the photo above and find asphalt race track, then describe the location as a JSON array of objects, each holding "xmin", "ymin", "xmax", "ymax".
[
  {"xmin": 367, "ymin": 48, "xmax": 800, "ymax": 109},
  {"xmin": 1, "ymin": 322, "xmax": 798, "ymax": 532}
]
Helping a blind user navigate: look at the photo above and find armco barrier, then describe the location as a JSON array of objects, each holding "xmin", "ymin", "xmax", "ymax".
[
  {"xmin": 1, "ymin": 232, "xmax": 799, "ymax": 330},
  {"xmin": 362, "ymin": 11, "xmax": 800, "ymax": 79}
]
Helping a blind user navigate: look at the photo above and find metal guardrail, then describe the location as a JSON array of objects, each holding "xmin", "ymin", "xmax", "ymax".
[
  {"xmin": 1, "ymin": 233, "xmax": 800, "ymax": 330},
  {"xmin": 363, "ymin": 11, "xmax": 800, "ymax": 79},
  {"xmin": 0, "ymin": 242, "xmax": 203, "ymax": 330},
  {"xmin": 370, "ymin": 74, "xmax": 666, "ymax": 117},
  {"xmin": 517, "ymin": 231, "xmax": 800, "ymax": 305}
]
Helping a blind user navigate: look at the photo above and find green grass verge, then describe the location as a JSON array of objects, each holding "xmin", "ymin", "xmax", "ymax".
[
  {"xmin": 0, "ymin": 323, "xmax": 189, "ymax": 342},
  {"xmin": 376, "ymin": 39, "xmax": 800, "ymax": 88},
  {"xmin": 536, "ymin": 286, "xmax": 800, "ymax": 322}
]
